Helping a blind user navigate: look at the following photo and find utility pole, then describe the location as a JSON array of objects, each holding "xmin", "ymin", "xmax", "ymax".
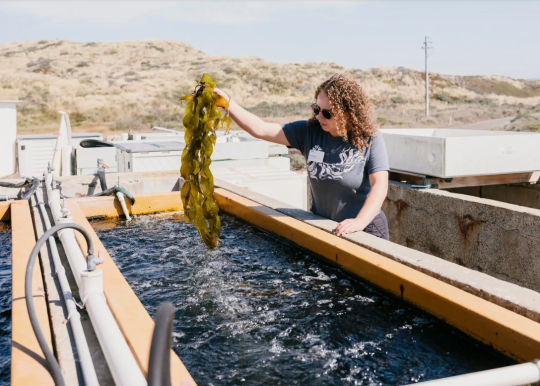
[{"xmin": 422, "ymin": 36, "xmax": 433, "ymax": 117}]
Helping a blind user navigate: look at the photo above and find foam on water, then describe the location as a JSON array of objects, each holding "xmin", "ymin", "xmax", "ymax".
[
  {"xmin": 0, "ymin": 223, "xmax": 11, "ymax": 386},
  {"xmin": 93, "ymin": 213, "xmax": 513, "ymax": 385}
]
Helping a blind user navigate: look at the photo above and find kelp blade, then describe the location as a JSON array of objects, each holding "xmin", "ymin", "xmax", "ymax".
[{"xmin": 179, "ymin": 73, "xmax": 224, "ymax": 248}]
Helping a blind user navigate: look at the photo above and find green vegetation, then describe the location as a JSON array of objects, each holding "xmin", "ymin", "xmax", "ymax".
[
  {"xmin": 246, "ymin": 101, "xmax": 311, "ymax": 117},
  {"xmin": 390, "ymin": 96, "xmax": 406, "ymax": 104},
  {"xmin": 435, "ymin": 94, "xmax": 493, "ymax": 106},
  {"xmin": 462, "ymin": 77, "xmax": 540, "ymax": 98}
]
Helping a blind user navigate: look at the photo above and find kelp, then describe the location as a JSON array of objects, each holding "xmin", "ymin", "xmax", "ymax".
[{"xmin": 178, "ymin": 74, "xmax": 231, "ymax": 247}]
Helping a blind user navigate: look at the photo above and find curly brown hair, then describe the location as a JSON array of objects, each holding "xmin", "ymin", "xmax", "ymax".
[{"xmin": 308, "ymin": 73, "xmax": 376, "ymax": 150}]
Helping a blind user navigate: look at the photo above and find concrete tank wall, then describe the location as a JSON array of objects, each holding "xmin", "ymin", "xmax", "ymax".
[
  {"xmin": 447, "ymin": 182, "xmax": 540, "ymax": 210},
  {"xmin": 382, "ymin": 182, "xmax": 540, "ymax": 293}
]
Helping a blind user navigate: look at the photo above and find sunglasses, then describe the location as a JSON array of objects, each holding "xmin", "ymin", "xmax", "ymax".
[{"xmin": 311, "ymin": 103, "xmax": 332, "ymax": 120}]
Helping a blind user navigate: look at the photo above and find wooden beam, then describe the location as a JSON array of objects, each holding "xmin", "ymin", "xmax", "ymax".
[
  {"xmin": 10, "ymin": 201, "xmax": 54, "ymax": 386},
  {"xmin": 74, "ymin": 192, "xmax": 183, "ymax": 218}
]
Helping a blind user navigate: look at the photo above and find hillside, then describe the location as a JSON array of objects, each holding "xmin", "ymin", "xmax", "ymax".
[{"xmin": 0, "ymin": 40, "xmax": 539, "ymax": 135}]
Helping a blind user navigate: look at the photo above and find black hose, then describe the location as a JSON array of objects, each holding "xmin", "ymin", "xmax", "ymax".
[
  {"xmin": 61, "ymin": 186, "xmax": 136, "ymax": 205},
  {"xmin": 115, "ymin": 186, "xmax": 135, "ymax": 205},
  {"xmin": 148, "ymin": 302, "xmax": 174, "ymax": 386},
  {"xmin": 87, "ymin": 175, "xmax": 98, "ymax": 196},
  {"xmin": 88, "ymin": 187, "xmax": 116, "ymax": 198},
  {"xmin": 25, "ymin": 223, "xmax": 95, "ymax": 386},
  {"xmin": 97, "ymin": 169, "xmax": 108, "ymax": 191},
  {"xmin": 0, "ymin": 179, "xmax": 30, "ymax": 188},
  {"xmin": 21, "ymin": 178, "xmax": 40, "ymax": 200}
]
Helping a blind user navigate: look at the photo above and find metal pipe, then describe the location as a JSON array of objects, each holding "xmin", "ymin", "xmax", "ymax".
[
  {"xmin": 152, "ymin": 126, "xmax": 182, "ymax": 135},
  {"xmin": 35, "ymin": 190, "xmax": 99, "ymax": 386},
  {"xmin": 116, "ymin": 191, "xmax": 131, "ymax": 221},
  {"xmin": 48, "ymin": 189, "xmax": 86, "ymax": 286},
  {"xmin": 45, "ymin": 172, "xmax": 147, "ymax": 386},
  {"xmin": 408, "ymin": 361, "xmax": 540, "ymax": 386}
]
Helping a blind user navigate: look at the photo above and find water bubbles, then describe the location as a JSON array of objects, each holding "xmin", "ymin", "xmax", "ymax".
[
  {"xmin": 413, "ymin": 317, "xmax": 431, "ymax": 326},
  {"xmin": 354, "ymin": 295, "xmax": 376, "ymax": 304},
  {"xmin": 91, "ymin": 213, "xmax": 515, "ymax": 385}
]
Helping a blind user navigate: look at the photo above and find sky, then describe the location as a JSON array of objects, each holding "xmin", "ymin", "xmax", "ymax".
[{"xmin": 0, "ymin": 0, "xmax": 539, "ymax": 79}]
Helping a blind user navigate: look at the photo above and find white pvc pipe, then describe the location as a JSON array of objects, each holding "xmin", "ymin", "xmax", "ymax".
[
  {"xmin": 35, "ymin": 190, "xmax": 99, "ymax": 386},
  {"xmin": 48, "ymin": 189, "xmax": 86, "ymax": 286},
  {"xmin": 409, "ymin": 361, "xmax": 540, "ymax": 386},
  {"xmin": 45, "ymin": 173, "xmax": 147, "ymax": 386},
  {"xmin": 116, "ymin": 191, "xmax": 131, "ymax": 221},
  {"xmin": 61, "ymin": 145, "xmax": 73, "ymax": 177},
  {"xmin": 152, "ymin": 126, "xmax": 182, "ymax": 135}
]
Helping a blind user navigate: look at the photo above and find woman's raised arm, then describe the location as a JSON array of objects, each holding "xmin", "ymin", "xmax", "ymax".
[{"xmin": 214, "ymin": 88, "xmax": 290, "ymax": 146}]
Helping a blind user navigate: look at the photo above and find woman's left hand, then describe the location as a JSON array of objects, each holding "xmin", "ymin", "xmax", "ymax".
[{"xmin": 335, "ymin": 218, "xmax": 366, "ymax": 236}]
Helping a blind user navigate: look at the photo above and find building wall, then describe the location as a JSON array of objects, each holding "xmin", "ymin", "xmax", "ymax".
[{"xmin": 0, "ymin": 102, "xmax": 18, "ymax": 178}]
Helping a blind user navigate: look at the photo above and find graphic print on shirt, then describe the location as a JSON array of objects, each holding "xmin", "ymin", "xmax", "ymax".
[{"xmin": 307, "ymin": 145, "xmax": 365, "ymax": 180}]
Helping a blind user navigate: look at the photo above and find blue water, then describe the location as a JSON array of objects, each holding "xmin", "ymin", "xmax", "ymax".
[
  {"xmin": 0, "ymin": 223, "xmax": 11, "ymax": 386},
  {"xmin": 93, "ymin": 213, "xmax": 514, "ymax": 385}
]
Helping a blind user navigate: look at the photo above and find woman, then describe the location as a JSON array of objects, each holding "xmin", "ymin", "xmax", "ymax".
[{"xmin": 214, "ymin": 73, "xmax": 390, "ymax": 240}]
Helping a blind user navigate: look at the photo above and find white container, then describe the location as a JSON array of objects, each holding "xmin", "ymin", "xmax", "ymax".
[
  {"xmin": 115, "ymin": 141, "xmax": 185, "ymax": 173},
  {"xmin": 75, "ymin": 147, "xmax": 118, "ymax": 175},
  {"xmin": 17, "ymin": 133, "xmax": 103, "ymax": 177},
  {"xmin": 0, "ymin": 101, "xmax": 20, "ymax": 178},
  {"xmin": 380, "ymin": 128, "xmax": 540, "ymax": 178}
]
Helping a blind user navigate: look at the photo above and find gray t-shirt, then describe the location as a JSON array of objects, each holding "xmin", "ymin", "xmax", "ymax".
[{"xmin": 282, "ymin": 120, "xmax": 389, "ymax": 222}]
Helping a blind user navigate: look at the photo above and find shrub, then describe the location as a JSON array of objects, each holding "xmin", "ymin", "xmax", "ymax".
[
  {"xmin": 246, "ymin": 101, "xmax": 311, "ymax": 117},
  {"xmin": 435, "ymin": 94, "xmax": 462, "ymax": 104},
  {"xmin": 38, "ymin": 40, "xmax": 47, "ymax": 45},
  {"xmin": 390, "ymin": 96, "xmax": 406, "ymax": 104},
  {"xmin": 69, "ymin": 111, "xmax": 85, "ymax": 124},
  {"xmin": 76, "ymin": 61, "xmax": 89, "ymax": 68},
  {"xmin": 148, "ymin": 44, "xmax": 164, "ymax": 53}
]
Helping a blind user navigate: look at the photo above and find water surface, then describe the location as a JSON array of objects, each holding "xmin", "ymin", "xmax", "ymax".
[
  {"xmin": 0, "ymin": 223, "xmax": 11, "ymax": 386},
  {"xmin": 93, "ymin": 213, "xmax": 513, "ymax": 385}
]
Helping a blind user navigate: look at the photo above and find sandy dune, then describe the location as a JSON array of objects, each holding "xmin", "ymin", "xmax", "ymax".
[{"xmin": 0, "ymin": 40, "xmax": 539, "ymax": 135}]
